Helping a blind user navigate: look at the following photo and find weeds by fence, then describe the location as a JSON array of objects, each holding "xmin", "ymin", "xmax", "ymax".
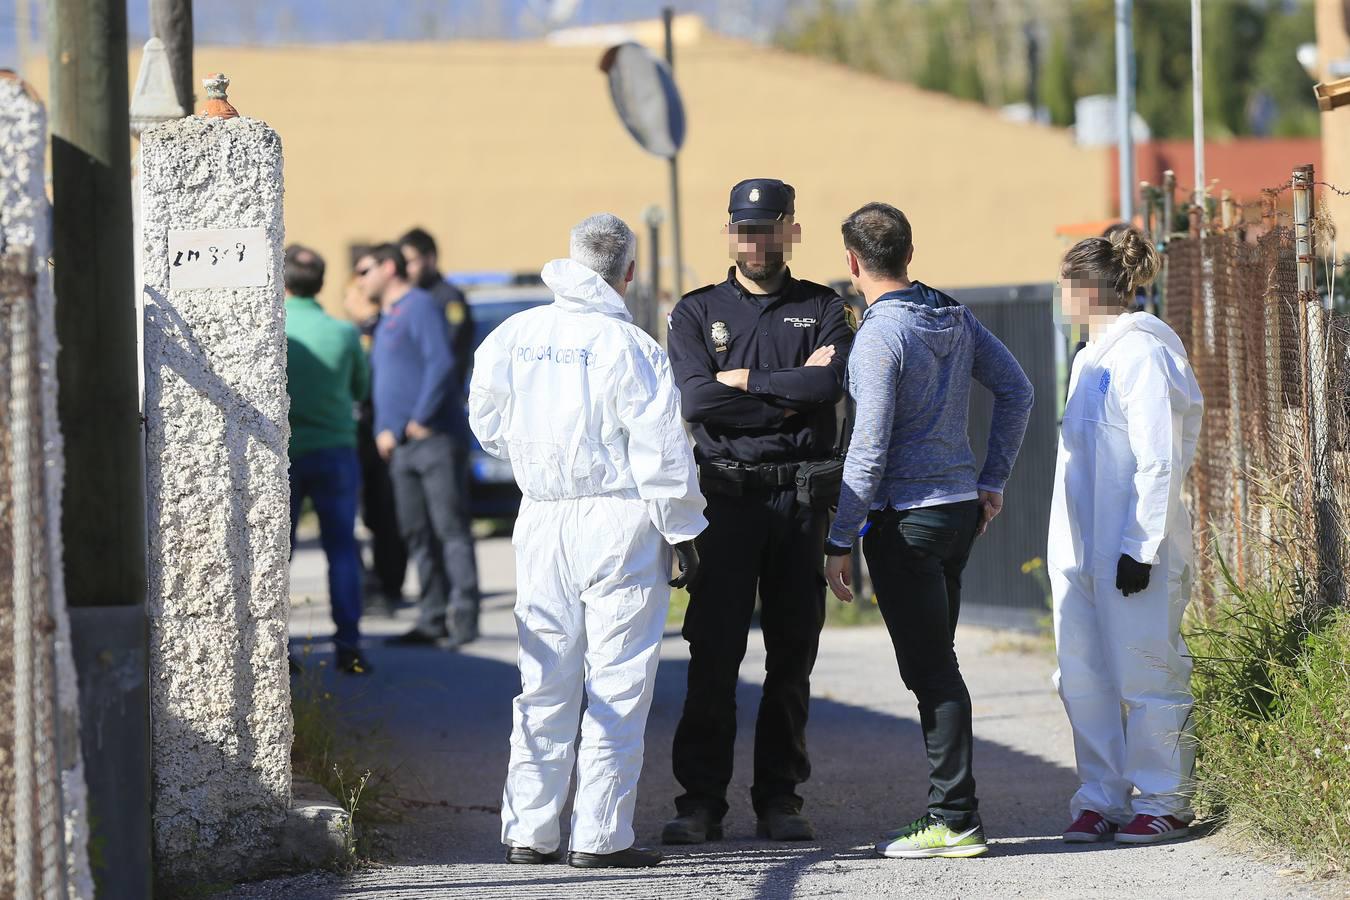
[{"xmin": 1163, "ymin": 166, "xmax": 1350, "ymax": 871}]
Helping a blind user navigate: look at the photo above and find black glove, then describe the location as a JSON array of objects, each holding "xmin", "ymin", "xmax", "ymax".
[
  {"xmin": 669, "ymin": 540, "xmax": 700, "ymax": 589},
  {"xmin": 1116, "ymin": 554, "xmax": 1152, "ymax": 596}
]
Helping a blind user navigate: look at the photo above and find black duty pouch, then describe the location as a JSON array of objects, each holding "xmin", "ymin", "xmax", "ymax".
[
  {"xmin": 795, "ymin": 457, "xmax": 844, "ymax": 510},
  {"xmin": 699, "ymin": 464, "xmax": 746, "ymax": 498}
]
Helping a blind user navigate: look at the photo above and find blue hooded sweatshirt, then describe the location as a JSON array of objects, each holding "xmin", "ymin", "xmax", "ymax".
[{"xmin": 827, "ymin": 282, "xmax": 1034, "ymax": 549}]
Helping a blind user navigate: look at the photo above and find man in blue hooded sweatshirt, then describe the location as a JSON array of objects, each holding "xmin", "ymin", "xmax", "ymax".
[{"xmin": 823, "ymin": 203, "xmax": 1033, "ymax": 859}]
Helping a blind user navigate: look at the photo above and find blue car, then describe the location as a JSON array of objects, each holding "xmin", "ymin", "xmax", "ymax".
[{"xmin": 461, "ymin": 282, "xmax": 554, "ymax": 520}]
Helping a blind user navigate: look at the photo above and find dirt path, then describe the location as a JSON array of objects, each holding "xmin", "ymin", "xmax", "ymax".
[{"xmin": 223, "ymin": 536, "xmax": 1331, "ymax": 900}]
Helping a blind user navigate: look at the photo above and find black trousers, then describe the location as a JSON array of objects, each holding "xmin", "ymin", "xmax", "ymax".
[
  {"xmin": 389, "ymin": 432, "xmax": 481, "ymax": 634},
  {"xmin": 863, "ymin": 499, "xmax": 982, "ymax": 830},
  {"xmin": 672, "ymin": 486, "xmax": 828, "ymax": 820},
  {"xmin": 357, "ymin": 417, "xmax": 408, "ymax": 600}
]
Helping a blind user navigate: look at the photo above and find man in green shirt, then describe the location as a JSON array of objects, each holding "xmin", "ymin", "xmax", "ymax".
[{"xmin": 285, "ymin": 244, "xmax": 373, "ymax": 674}]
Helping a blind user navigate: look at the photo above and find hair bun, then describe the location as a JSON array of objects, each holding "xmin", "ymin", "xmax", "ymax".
[{"xmin": 1109, "ymin": 227, "xmax": 1160, "ymax": 292}]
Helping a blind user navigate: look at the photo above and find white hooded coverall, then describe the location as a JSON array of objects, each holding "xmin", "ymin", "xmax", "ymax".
[
  {"xmin": 468, "ymin": 258, "xmax": 707, "ymax": 855},
  {"xmin": 1049, "ymin": 312, "xmax": 1204, "ymax": 824}
]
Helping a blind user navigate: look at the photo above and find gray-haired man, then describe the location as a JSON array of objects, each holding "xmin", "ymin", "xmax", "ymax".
[{"xmin": 469, "ymin": 214, "xmax": 707, "ymax": 869}]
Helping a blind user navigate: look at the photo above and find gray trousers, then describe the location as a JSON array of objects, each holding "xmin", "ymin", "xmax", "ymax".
[{"xmin": 389, "ymin": 431, "xmax": 480, "ymax": 634}]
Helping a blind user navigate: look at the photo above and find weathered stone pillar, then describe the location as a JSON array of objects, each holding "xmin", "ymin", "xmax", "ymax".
[
  {"xmin": 0, "ymin": 71, "xmax": 94, "ymax": 900},
  {"xmin": 138, "ymin": 78, "xmax": 293, "ymax": 884}
]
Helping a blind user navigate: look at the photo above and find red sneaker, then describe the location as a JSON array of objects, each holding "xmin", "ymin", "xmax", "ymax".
[
  {"xmin": 1115, "ymin": 814, "xmax": 1191, "ymax": 844},
  {"xmin": 1063, "ymin": 810, "xmax": 1117, "ymax": 843}
]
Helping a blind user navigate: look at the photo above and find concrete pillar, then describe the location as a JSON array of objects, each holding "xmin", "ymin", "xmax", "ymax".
[
  {"xmin": 0, "ymin": 71, "xmax": 94, "ymax": 900},
  {"xmin": 138, "ymin": 86, "xmax": 292, "ymax": 883}
]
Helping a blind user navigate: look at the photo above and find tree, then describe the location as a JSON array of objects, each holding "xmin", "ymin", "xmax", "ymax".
[{"xmin": 774, "ymin": 0, "xmax": 1321, "ymax": 141}]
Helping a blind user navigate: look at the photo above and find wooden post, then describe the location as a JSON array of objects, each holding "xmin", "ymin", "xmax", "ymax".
[
  {"xmin": 47, "ymin": 0, "xmax": 145, "ymax": 609},
  {"xmin": 46, "ymin": 1, "xmax": 153, "ymax": 896},
  {"xmin": 149, "ymin": 0, "xmax": 194, "ymax": 118}
]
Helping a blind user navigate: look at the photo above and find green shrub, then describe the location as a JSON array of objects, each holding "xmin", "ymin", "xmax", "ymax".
[{"xmin": 1187, "ymin": 556, "xmax": 1350, "ymax": 873}]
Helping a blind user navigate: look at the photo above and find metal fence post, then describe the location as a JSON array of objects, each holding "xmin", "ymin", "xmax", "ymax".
[{"xmin": 1293, "ymin": 163, "xmax": 1341, "ymax": 607}]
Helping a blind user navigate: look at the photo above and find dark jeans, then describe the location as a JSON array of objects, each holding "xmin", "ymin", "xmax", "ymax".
[
  {"xmin": 672, "ymin": 486, "xmax": 828, "ymax": 820},
  {"xmin": 863, "ymin": 498, "xmax": 982, "ymax": 830},
  {"xmin": 389, "ymin": 431, "xmax": 480, "ymax": 634},
  {"xmin": 357, "ymin": 417, "xmax": 408, "ymax": 599},
  {"xmin": 289, "ymin": 447, "xmax": 363, "ymax": 651}
]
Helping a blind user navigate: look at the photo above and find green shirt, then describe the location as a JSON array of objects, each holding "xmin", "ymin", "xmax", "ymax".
[{"xmin": 285, "ymin": 296, "xmax": 370, "ymax": 459}]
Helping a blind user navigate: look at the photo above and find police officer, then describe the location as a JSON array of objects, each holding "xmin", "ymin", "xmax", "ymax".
[{"xmin": 664, "ymin": 179, "xmax": 854, "ymax": 844}]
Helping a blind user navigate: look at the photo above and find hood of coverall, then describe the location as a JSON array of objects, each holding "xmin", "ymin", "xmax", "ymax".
[
  {"xmin": 541, "ymin": 258, "xmax": 633, "ymax": 322},
  {"xmin": 1091, "ymin": 311, "xmax": 1187, "ymax": 360},
  {"xmin": 861, "ymin": 281, "xmax": 965, "ymax": 358}
]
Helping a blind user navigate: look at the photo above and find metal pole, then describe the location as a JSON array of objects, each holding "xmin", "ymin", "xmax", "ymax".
[
  {"xmin": 1294, "ymin": 164, "xmax": 1339, "ymax": 606},
  {"xmin": 47, "ymin": 0, "xmax": 153, "ymax": 894},
  {"xmin": 643, "ymin": 204, "xmax": 664, "ymax": 339},
  {"xmin": 1162, "ymin": 169, "xmax": 1176, "ymax": 244},
  {"xmin": 1115, "ymin": 0, "xmax": 1135, "ymax": 222},
  {"xmin": 663, "ymin": 6, "xmax": 685, "ymax": 300},
  {"xmin": 149, "ymin": 0, "xmax": 195, "ymax": 116},
  {"xmin": 1191, "ymin": 0, "xmax": 1206, "ymax": 221},
  {"xmin": 1295, "ymin": 166, "xmax": 1315, "ymax": 295}
]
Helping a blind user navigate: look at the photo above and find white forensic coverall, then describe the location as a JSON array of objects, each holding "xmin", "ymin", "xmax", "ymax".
[
  {"xmin": 468, "ymin": 258, "xmax": 707, "ymax": 855},
  {"xmin": 1048, "ymin": 311, "xmax": 1204, "ymax": 824}
]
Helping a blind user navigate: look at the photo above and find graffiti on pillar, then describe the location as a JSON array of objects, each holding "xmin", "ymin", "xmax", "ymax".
[{"xmin": 167, "ymin": 227, "xmax": 269, "ymax": 290}]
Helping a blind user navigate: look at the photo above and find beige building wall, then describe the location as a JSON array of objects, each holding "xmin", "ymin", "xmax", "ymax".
[
  {"xmin": 1318, "ymin": 0, "xmax": 1350, "ymax": 241},
  {"xmin": 26, "ymin": 25, "xmax": 1109, "ymax": 313}
]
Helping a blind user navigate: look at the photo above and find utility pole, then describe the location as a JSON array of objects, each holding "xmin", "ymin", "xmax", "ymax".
[
  {"xmin": 663, "ymin": 6, "xmax": 685, "ymax": 301},
  {"xmin": 1192, "ymin": 0, "xmax": 1206, "ymax": 223},
  {"xmin": 1115, "ymin": 0, "xmax": 1136, "ymax": 222},
  {"xmin": 47, "ymin": 0, "xmax": 153, "ymax": 895},
  {"xmin": 150, "ymin": 0, "xmax": 195, "ymax": 116}
]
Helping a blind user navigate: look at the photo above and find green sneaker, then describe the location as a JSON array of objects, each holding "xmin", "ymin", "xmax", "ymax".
[{"xmin": 875, "ymin": 813, "xmax": 988, "ymax": 859}]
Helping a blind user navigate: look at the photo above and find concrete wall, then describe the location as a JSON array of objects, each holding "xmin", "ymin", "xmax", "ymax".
[{"xmin": 139, "ymin": 114, "xmax": 291, "ymax": 883}]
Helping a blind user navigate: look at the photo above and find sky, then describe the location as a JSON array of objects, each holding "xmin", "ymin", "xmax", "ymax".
[{"xmin": 0, "ymin": 0, "xmax": 804, "ymax": 66}]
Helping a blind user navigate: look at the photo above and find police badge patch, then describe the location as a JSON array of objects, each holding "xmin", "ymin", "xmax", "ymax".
[
  {"xmin": 843, "ymin": 304, "xmax": 859, "ymax": 332},
  {"xmin": 711, "ymin": 320, "xmax": 731, "ymax": 352}
]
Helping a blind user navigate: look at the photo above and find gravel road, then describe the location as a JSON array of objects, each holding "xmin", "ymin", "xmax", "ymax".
[{"xmin": 219, "ymin": 535, "xmax": 1339, "ymax": 900}]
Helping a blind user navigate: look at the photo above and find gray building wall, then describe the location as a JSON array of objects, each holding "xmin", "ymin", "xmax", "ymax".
[{"xmin": 950, "ymin": 283, "xmax": 1058, "ymax": 631}]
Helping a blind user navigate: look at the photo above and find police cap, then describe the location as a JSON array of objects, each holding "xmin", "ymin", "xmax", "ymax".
[{"xmin": 728, "ymin": 178, "xmax": 795, "ymax": 224}]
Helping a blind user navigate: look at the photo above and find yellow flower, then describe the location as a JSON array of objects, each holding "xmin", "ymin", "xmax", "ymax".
[{"xmin": 1021, "ymin": 557, "xmax": 1044, "ymax": 574}]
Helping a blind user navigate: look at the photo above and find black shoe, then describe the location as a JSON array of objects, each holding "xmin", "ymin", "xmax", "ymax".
[
  {"xmin": 440, "ymin": 610, "xmax": 480, "ymax": 650},
  {"xmin": 662, "ymin": 809, "xmax": 723, "ymax": 844},
  {"xmin": 335, "ymin": 648, "xmax": 374, "ymax": 675},
  {"xmin": 436, "ymin": 627, "xmax": 479, "ymax": 652},
  {"xmin": 506, "ymin": 846, "xmax": 563, "ymax": 864},
  {"xmin": 385, "ymin": 625, "xmax": 447, "ymax": 646},
  {"xmin": 756, "ymin": 809, "xmax": 815, "ymax": 841},
  {"xmin": 567, "ymin": 846, "xmax": 662, "ymax": 868},
  {"xmin": 364, "ymin": 592, "xmax": 402, "ymax": 619}
]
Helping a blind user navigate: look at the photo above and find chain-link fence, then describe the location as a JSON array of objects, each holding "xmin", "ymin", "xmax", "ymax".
[{"xmin": 1162, "ymin": 167, "xmax": 1349, "ymax": 610}]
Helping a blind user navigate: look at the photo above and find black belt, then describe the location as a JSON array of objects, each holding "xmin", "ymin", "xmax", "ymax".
[{"xmin": 699, "ymin": 460, "xmax": 802, "ymax": 491}]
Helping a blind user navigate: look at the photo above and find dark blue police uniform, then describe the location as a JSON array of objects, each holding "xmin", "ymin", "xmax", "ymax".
[{"xmin": 666, "ymin": 179, "xmax": 854, "ymax": 827}]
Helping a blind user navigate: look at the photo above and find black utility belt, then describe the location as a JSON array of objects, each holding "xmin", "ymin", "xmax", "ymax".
[{"xmin": 699, "ymin": 458, "xmax": 844, "ymax": 510}]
